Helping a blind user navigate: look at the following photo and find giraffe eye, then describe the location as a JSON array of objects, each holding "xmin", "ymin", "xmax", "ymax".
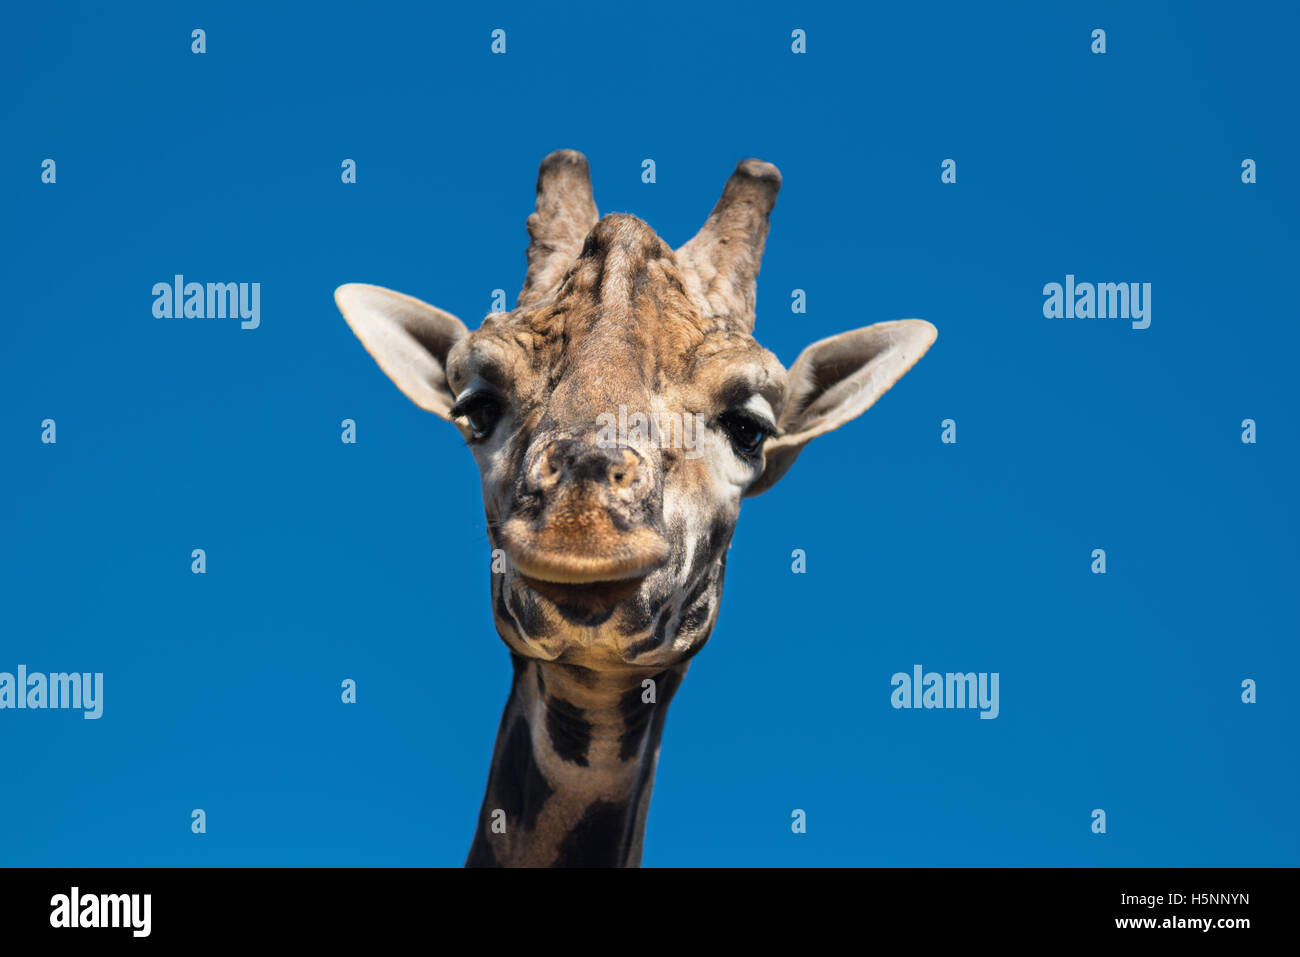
[
  {"xmin": 451, "ymin": 393, "xmax": 503, "ymax": 440},
  {"xmin": 718, "ymin": 410, "xmax": 768, "ymax": 456}
]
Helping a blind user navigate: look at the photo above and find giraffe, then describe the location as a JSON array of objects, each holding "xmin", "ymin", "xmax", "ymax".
[{"xmin": 334, "ymin": 149, "xmax": 936, "ymax": 867}]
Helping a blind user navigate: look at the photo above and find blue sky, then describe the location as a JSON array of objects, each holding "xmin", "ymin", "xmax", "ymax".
[{"xmin": 1, "ymin": 0, "xmax": 1296, "ymax": 866}]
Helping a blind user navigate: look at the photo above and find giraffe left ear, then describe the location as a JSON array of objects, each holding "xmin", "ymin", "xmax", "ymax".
[{"xmin": 745, "ymin": 319, "xmax": 937, "ymax": 497}]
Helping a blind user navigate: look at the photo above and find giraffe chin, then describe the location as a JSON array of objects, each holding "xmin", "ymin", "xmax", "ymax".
[{"xmin": 518, "ymin": 575, "xmax": 646, "ymax": 617}]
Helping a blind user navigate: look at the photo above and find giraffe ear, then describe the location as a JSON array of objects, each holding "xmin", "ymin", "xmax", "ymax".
[
  {"xmin": 745, "ymin": 320, "xmax": 937, "ymax": 497},
  {"xmin": 334, "ymin": 283, "xmax": 469, "ymax": 420}
]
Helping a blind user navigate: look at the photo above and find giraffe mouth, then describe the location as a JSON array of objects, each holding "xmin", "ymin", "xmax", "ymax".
[{"xmin": 498, "ymin": 513, "xmax": 670, "ymax": 585}]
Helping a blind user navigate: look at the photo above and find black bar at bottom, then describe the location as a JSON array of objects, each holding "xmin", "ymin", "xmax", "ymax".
[{"xmin": 0, "ymin": 867, "xmax": 1282, "ymax": 942}]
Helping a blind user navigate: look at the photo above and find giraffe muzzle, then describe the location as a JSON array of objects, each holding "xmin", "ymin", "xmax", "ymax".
[
  {"xmin": 501, "ymin": 440, "xmax": 669, "ymax": 584},
  {"xmin": 498, "ymin": 506, "xmax": 670, "ymax": 584}
]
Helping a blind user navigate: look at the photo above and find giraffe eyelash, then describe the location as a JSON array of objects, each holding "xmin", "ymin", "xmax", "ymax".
[{"xmin": 451, "ymin": 392, "xmax": 504, "ymax": 441}]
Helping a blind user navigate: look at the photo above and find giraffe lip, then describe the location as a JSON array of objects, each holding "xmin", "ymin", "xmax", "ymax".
[{"xmin": 498, "ymin": 516, "xmax": 670, "ymax": 585}]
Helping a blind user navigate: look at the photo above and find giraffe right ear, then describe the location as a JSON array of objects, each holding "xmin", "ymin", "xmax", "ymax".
[
  {"xmin": 334, "ymin": 283, "xmax": 469, "ymax": 420},
  {"xmin": 746, "ymin": 319, "xmax": 937, "ymax": 497}
]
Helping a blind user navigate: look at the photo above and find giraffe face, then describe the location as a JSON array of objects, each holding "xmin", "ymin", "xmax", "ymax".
[
  {"xmin": 442, "ymin": 215, "xmax": 788, "ymax": 668},
  {"xmin": 334, "ymin": 151, "xmax": 937, "ymax": 673}
]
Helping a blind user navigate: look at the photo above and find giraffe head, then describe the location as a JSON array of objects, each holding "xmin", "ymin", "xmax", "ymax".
[{"xmin": 336, "ymin": 150, "xmax": 935, "ymax": 672}]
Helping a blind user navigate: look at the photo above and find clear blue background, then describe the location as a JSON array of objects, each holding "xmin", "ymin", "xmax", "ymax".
[{"xmin": 2, "ymin": 0, "xmax": 1296, "ymax": 866}]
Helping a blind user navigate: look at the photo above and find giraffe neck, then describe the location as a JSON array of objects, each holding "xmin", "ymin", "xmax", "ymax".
[{"xmin": 466, "ymin": 653, "xmax": 685, "ymax": 867}]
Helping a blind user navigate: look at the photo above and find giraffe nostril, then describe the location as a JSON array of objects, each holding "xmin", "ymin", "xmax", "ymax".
[
  {"xmin": 607, "ymin": 449, "xmax": 642, "ymax": 490},
  {"xmin": 531, "ymin": 443, "xmax": 569, "ymax": 490}
]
